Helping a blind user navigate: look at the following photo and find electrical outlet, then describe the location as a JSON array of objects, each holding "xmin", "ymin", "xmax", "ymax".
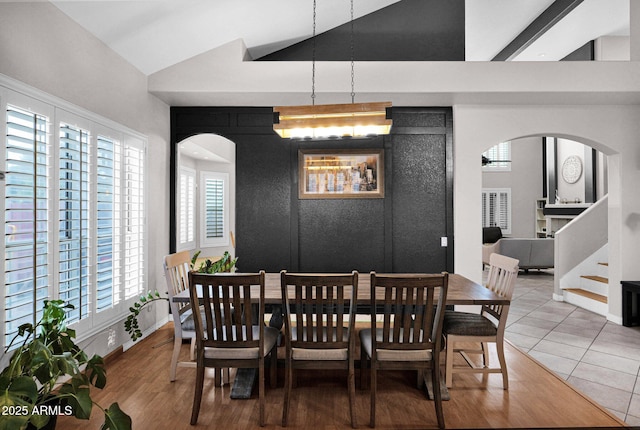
[{"xmin": 441, "ymin": 237, "xmax": 448, "ymax": 247}]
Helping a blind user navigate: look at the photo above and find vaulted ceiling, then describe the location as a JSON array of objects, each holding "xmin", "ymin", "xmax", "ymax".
[{"xmin": 49, "ymin": 0, "xmax": 630, "ymax": 76}]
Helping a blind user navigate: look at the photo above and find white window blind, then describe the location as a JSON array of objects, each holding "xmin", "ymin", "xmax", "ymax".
[
  {"xmin": 96, "ymin": 135, "xmax": 117, "ymax": 312},
  {"xmin": 58, "ymin": 123, "xmax": 91, "ymax": 323},
  {"xmin": 481, "ymin": 188, "xmax": 511, "ymax": 235},
  {"xmin": 124, "ymin": 143, "xmax": 145, "ymax": 300},
  {"xmin": 178, "ymin": 167, "xmax": 195, "ymax": 249},
  {"xmin": 4, "ymin": 105, "xmax": 50, "ymax": 345},
  {"xmin": 482, "ymin": 141, "xmax": 511, "ymax": 171},
  {"xmin": 200, "ymin": 172, "xmax": 228, "ymax": 247},
  {"xmin": 2, "ymin": 84, "xmax": 147, "ymax": 348}
]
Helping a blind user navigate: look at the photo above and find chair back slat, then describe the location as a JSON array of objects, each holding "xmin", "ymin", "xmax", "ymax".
[
  {"xmin": 371, "ymin": 272, "xmax": 449, "ymax": 352},
  {"xmin": 188, "ymin": 271, "xmax": 265, "ymax": 350},
  {"xmin": 281, "ymin": 272, "xmax": 357, "ymax": 350},
  {"xmin": 164, "ymin": 251, "xmax": 192, "ymax": 318},
  {"xmin": 483, "ymin": 253, "xmax": 519, "ymax": 321}
]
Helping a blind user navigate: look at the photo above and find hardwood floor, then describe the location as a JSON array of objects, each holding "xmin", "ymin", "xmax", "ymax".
[{"xmin": 57, "ymin": 323, "xmax": 625, "ymax": 429}]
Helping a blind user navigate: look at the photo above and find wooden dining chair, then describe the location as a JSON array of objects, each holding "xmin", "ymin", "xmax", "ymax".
[
  {"xmin": 188, "ymin": 271, "xmax": 279, "ymax": 426},
  {"xmin": 360, "ymin": 272, "xmax": 448, "ymax": 429},
  {"xmin": 164, "ymin": 251, "xmax": 197, "ymax": 381},
  {"xmin": 280, "ymin": 271, "xmax": 359, "ymax": 428},
  {"xmin": 443, "ymin": 253, "xmax": 519, "ymax": 389}
]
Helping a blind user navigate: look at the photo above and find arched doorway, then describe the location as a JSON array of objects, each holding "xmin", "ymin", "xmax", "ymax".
[
  {"xmin": 453, "ymin": 104, "xmax": 627, "ymax": 322},
  {"xmin": 174, "ymin": 133, "xmax": 236, "ymax": 259}
]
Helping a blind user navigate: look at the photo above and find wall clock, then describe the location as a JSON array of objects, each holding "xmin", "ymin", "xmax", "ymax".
[{"xmin": 561, "ymin": 155, "xmax": 582, "ymax": 184}]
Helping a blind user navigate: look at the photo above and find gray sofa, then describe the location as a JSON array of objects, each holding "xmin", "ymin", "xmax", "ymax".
[{"xmin": 483, "ymin": 238, "xmax": 554, "ymax": 270}]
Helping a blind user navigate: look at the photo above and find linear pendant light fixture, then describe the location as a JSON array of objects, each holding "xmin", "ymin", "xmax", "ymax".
[{"xmin": 273, "ymin": 0, "xmax": 392, "ymax": 139}]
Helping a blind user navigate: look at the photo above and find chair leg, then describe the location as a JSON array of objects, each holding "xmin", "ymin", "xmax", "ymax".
[
  {"xmin": 370, "ymin": 365, "xmax": 376, "ymax": 428},
  {"xmin": 496, "ymin": 338, "xmax": 509, "ymax": 390},
  {"xmin": 432, "ymin": 363, "xmax": 445, "ymax": 429},
  {"xmin": 189, "ymin": 337, "xmax": 196, "ymax": 361},
  {"xmin": 190, "ymin": 358, "xmax": 205, "ymax": 425},
  {"xmin": 348, "ymin": 358, "xmax": 357, "ymax": 429},
  {"xmin": 214, "ymin": 368, "xmax": 221, "ymax": 386},
  {"xmin": 170, "ymin": 335, "xmax": 181, "ymax": 382},
  {"xmin": 445, "ymin": 335, "xmax": 454, "ymax": 388},
  {"xmin": 482, "ymin": 341, "xmax": 490, "ymax": 368},
  {"xmin": 360, "ymin": 346, "xmax": 368, "ymax": 390},
  {"xmin": 269, "ymin": 347, "xmax": 277, "ymax": 389},
  {"xmin": 259, "ymin": 359, "xmax": 265, "ymax": 427},
  {"xmin": 282, "ymin": 358, "xmax": 292, "ymax": 427}
]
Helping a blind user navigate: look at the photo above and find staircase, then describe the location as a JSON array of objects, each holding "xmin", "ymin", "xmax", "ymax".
[
  {"xmin": 563, "ymin": 261, "xmax": 608, "ymax": 316},
  {"xmin": 554, "ymin": 195, "xmax": 609, "ymax": 317}
]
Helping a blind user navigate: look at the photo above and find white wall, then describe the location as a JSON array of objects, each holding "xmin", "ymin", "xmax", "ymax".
[
  {"xmin": 596, "ymin": 36, "xmax": 631, "ymax": 61},
  {"xmin": 557, "ymin": 138, "xmax": 588, "ymax": 203},
  {"xmin": 0, "ymin": 3, "xmax": 170, "ymax": 358},
  {"xmin": 483, "ymin": 137, "xmax": 543, "ymax": 238}
]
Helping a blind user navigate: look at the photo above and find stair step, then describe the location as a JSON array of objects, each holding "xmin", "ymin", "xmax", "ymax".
[
  {"xmin": 580, "ymin": 275, "xmax": 608, "ymax": 284},
  {"xmin": 564, "ymin": 288, "xmax": 608, "ymax": 304}
]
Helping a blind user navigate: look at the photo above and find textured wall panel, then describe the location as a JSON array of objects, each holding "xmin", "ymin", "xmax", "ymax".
[
  {"xmin": 171, "ymin": 107, "xmax": 453, "ymax": 274},
  {"xmin": 391, "ymin": 115, "xmax": 448, "ymax": 272}
]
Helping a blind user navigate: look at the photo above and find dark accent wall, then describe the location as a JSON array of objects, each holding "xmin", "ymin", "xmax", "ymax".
[
  {"xmin": 258, "ymin": 0, "xmax": 464, "ymax": 61},
  {"xmin": 171, "ymin": 107, "xmax": 454, "ymax": 274},
  {"xmin": 562, "ymin": 40, "xmax": 595, "ymax": 61}
]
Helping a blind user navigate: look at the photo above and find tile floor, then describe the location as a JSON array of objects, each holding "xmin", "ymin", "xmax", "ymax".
[{"xmin": 504, "ymin": 269, "xmax": 640, "ymax": 425}]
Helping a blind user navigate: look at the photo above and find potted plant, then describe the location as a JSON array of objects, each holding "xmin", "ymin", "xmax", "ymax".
[
  {"xmin": 124, "ymin": 251, "xmax": 238, "ymax": 342},
  {"xmin": 0, "ymin": 300, "xmax": 131, "ymax": 430}
]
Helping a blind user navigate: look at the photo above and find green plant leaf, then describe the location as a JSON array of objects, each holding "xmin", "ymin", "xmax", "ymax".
[
  {"xmin": 29, "ymin": 412, "xmax": 52, "ymax": 430},
  {"xmin": 0, "ymin": 413, "xmax": 30, "ymax": 430},
  {"xmin": 0, "ymin": 375, "xmax": 38, "ymax": 405},
  {"xmin": 0, "ymin": 376, "xmax": 37, "ymax": 430},
  {"xmin": 85, "ymin": 355, "xmax": 107, "ymax": 389},
  {"xmin": 62, "ymin": 386, "xmax": 92, "ymax": 420},
  {"xmin": 101, "ymin": 402, "xmax": 132, "ymax": 430}
]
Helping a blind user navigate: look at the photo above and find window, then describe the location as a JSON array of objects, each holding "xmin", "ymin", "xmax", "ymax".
[
  {"xmin": 4, "ymin": 104, "xmax": 51, "ymax": 345},
  {"xmin": 178, "ymin": 167, "xmax": 196, "ymax": 250},
  {"xmin": 482, "ymin": 188, "xmax": 511, "ymax": 235},
  {"xmin": 482, "ymin": 141, "xmax": 511, "ymax": 171},
  {"xmin": 200, "ymin": 172, "xmax": 229, "ymax": 247},
  {"xmin": 58, "ymin": 122, "xmax": 91, "ymax": 323},
  {"xmin": 2, "ymin": 84, "xmax": 146, "ymax": 347}
]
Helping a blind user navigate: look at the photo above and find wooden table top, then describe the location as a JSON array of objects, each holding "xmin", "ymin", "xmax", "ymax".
[{"xmin": 172, "ymin": 272, "xmax": 508, "ymax": 306}]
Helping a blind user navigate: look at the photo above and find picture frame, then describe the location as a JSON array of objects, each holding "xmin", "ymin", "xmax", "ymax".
[{"xmin": 298, "ymin": 149, "xmax": 384, "ymax": 199}]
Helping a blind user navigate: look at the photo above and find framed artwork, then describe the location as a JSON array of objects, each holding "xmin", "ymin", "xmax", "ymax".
[{"xmin": 298, "ymin": 149, "xmax": 384, "ymax": 199}]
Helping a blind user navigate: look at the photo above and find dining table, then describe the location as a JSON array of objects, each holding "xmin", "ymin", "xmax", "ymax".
[
  {"xmin": 172, "ymin": 272, "xmax": 507, "ymax": 307},
  {"xmin": 171, "ymin": 272, "xmax": 506, "ymax": 400}
]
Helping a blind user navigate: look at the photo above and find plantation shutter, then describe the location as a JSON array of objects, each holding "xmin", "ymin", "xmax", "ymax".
[
  {"xmin": 179, "ymin": 167, "xmax": 195, "ymax": 248},
  {"xmin": 205, "ymin": 178, "xmax": 224, "ymax": 239},
  {"xmin": 481, "ymin": 188, "xmax": 511, "ymax": 234},
  {"xmin": 124, "ymin": 143, "xmax": 145, "ymax": 299},
  {"xmin": 3, "ymin": 105, "xmax": 50, "ymax": 345},
  {"xmin": 200, "ymin": 172, "xmax": 228, "ymax": 247},
  {"xmin": 96, "ymin": 135, "xmax": 117, "ymax": 312},
  {"xmin": 58, "ymin": 123, "xmax": 91, "ymax": 323},
  {"xmin": 482, "ymin": 141, "xmax": 511, "ymax": 170}
]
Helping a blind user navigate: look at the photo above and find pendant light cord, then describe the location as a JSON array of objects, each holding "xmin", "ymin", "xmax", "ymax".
[
  {"xmin": 350, "ymin": 0, "xmax": 355, "ymax": 104},
  {"xmin": 312, "ymin": 0, "xmax": 355, "ymax": 105},
  {"xmin": 311, "ymin": 0, "xmax": 317, "ymax": 106}
]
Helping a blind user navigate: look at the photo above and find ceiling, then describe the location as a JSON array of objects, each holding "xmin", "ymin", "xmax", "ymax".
[{"xmin": 48, "ymin": 0, "xmax": 630, "ymax": 76}]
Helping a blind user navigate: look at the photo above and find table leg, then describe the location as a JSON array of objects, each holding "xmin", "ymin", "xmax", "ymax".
[
  {"xmin": 230, "ymin": 307, "xmax": 282, "ymax": 400},
  {"xmin": 423, "ymin": 369, "xmax": 450, "ymax": 401}
]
